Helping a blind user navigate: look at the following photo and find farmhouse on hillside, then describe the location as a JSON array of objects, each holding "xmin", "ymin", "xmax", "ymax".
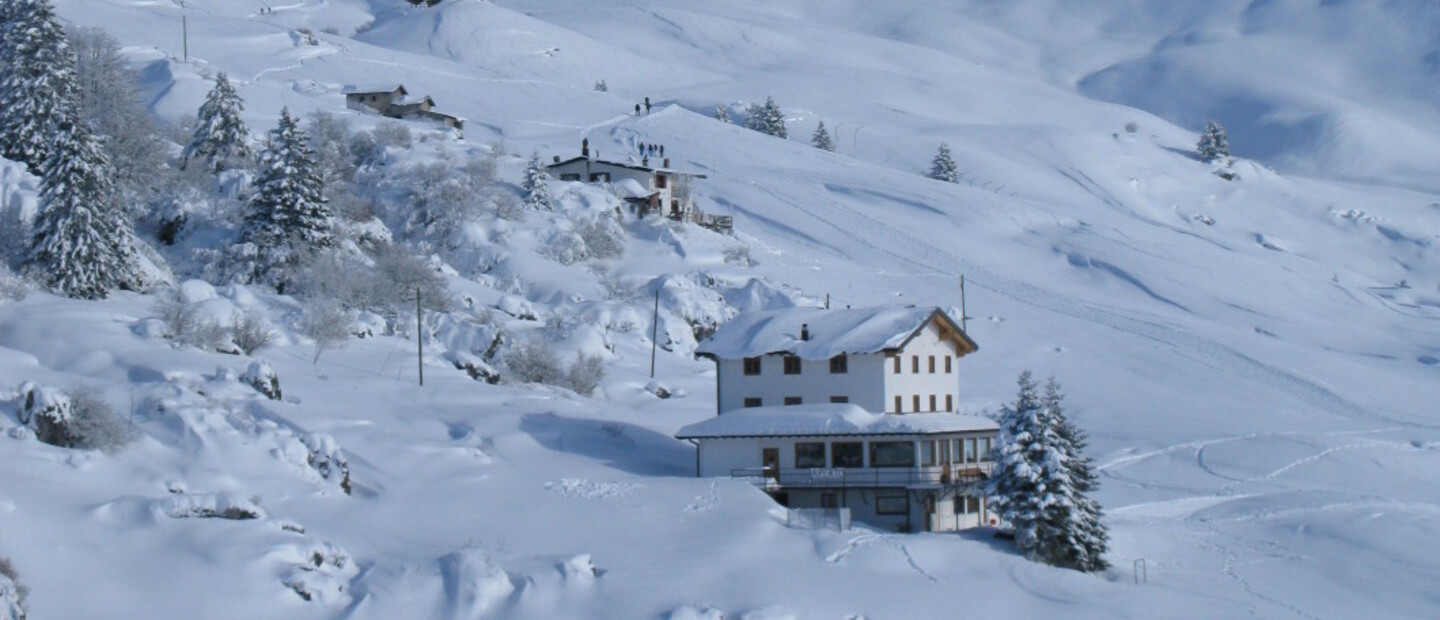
[
  {"xmin": 676, "ymin": 305, "xmax": 999, "ymax": 533},
  {"xmin": 343, "ymin": 84, "xmax": 465, "ymax": 131},
  {"xmin": 548, "ymin": 140, "xmax": 721, "ymax": 228}
]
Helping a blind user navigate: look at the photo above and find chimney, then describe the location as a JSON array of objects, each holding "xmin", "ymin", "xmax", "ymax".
[
  {"xmin": 582, "ymin": 137, "xmax": 590, "ymax": 158},
  {"xmin": 552, "ymin": 155, "xmax": 560, "ymax": 163},
  {"xmin": 642, "ymin": 156, "xmax": 649, "ymax": 167},
  {"xmin": 663, "ymin": 157, "xmax": 670, "ymax": 168},
  {"xmin": 801, "ymin": 324, "xmax": 810, "ymax": 341}
]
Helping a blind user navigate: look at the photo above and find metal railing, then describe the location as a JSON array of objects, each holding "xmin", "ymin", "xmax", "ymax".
[
  {"xmin": 732, "ymin": 463, "xmax": 993, "ymax": 489},
  {"xmin": 787, "ymin": 507, "xmax": 851, "ymax": 531}
]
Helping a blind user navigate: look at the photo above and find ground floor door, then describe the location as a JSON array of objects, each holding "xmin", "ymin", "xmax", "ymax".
[{"xmin": 762, "ymin": 447, "xmax": 779, "ymax": 480}]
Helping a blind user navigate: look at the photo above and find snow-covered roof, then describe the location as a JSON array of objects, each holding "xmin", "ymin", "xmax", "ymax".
[
  {"xmin": 393, "ymin": 94, "xmax": 436, "ymax": 106},
  {"xmin": 611, "ymin": 178, "xmax": 655, "ymax": 199},
  {"xmin": 548, "ymin": 155, "xmax": 655, "ymax": 173},
  {"xmin": 547, "ymin": 155, "xmax": 709, "ymax": 179},
  {"xmin": 695, "ymin": 305, "xmax": 976, "ymax": 361},
  {"xmin": 675, "ymin": 404, "xmax": 998, "ymax": 439},
  {"xmin": 343, "ymin": 84, "xmax": 406, "ymax": 95}
]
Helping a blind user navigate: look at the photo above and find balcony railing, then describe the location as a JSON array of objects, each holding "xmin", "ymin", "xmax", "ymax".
[{"xmin": 731, "ymin": 463, "xmax": 993, "ymax": 489}]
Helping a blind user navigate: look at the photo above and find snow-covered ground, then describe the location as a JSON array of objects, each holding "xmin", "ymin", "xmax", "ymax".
[{"xmin": 1, "ymin": 0, "xmax": 1438, "ymax": 617}]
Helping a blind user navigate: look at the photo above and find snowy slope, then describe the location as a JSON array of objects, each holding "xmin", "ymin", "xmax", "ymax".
[{"xmin": 0, "ymin": 0, "xmax": 1437, "ymax": 618}]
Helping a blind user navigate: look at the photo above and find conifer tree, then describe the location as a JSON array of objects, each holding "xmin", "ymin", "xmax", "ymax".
[
  {"xmin": 1045, "ymin": 378, "xmax": 1110, "ymax": 572},
  {"xmin": 762, "ymin": 96, "xmax": 787, "ymax": 138},
  {"xmin": 714, "ymin": 105, "xmax": 730, "ymax": 124},
  {"xmin": 26, "ymin": 115, "xmax": 142, "ymax": 299},
  {"xmin": 811, "ymin": 120, "xmax": 835, "ymax": 152},
  {"xmin": 1196, "ymin": 120, "xmax": 1230, "ymax": 163},
  {"xmin": 183, "ymin": 72, "xmax": 252, "ymax": 173},
  {"xmin": 522, "ymin": 151, "xmax": 553, "ymax": 211},
  {"xmin": 241, "ymin": 108, "xmax": 331, "ymax": 287},
  {"xmin": 928, "ymin": 142, "xmax": 958, "ymax": 183},
  {"xmin": 0, "ymin": 0, "xmax": 77, "ymax": 175},
  {"xmin": 744, "ymin": 96, "xmax": 787, "ymax": 138},
  {"xmin": 985, "ymin": 371, "xmax": 1076, "ymax": 566}
]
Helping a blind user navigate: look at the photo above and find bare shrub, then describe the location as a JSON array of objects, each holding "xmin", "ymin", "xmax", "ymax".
[
  {"xmin": 296, "ymin": 252, "xmax": 371, "ymax": 310},
  {"xmin": 575, "ymin": 213, "xmax": 625, "ymax": 260},
  {"xmin": 29, "ymin": 385, "xmax": 136, "ymax": 453},
  {"xmin": 372, "ymin": 122, "xmax": 412, "ymax": 149},
  {"xmin": 308, "ymin": 111, "xmax": 356, "ymax": 186},
  {"xmin": 154, "ymin": 291, "xmax": 232, "ymax": 351},
  {"xmin": 230, "ymin": 309, "xmax": 277, "ymax": 355},
  {"xmin": 0, "ymin": 264, "xmax": 27, "ymax": 302},
  {"xmin": 403, "ymin": 161, "xmax": 484, "ymax": 238},
  {"xmin": 504, "ymin": 334, "xmax": 562, "ymax": 385},
  {"xmin": 349, "ymin": 131, "xmax": 384, "ymax": 167},
  {"xmin": 723, "ymin": 245, "xmax": 755, "ymax": 266},
  {"xmin": 300, "ymin": 298, "xmax": 351, "ymax": 364},
  {"xmin": 493, "ymin": 191, "xmax": 525, "ymax": 221},
  {"xmin": 373, "ymin": 245, "xmax": 453, "ymax": 314},
  {"xmin": 564, "ymin": 353, "xmax": 605, "ymax": 396},
  {"xmin": 462, "ymin": 153, "xmax": 498, "ymax": 189}
]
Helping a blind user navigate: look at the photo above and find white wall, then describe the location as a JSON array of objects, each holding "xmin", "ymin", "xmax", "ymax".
[
  {"xmin": 696, "ymin": 438, "xmax": 760, "ymax": 477},
  {"xmin": 882, "ymin": 321, "xmax": 965, "ymax": 413},
  {"xmin": 715, "ymin": 353, "xmax": 887, "ymax": 413}
]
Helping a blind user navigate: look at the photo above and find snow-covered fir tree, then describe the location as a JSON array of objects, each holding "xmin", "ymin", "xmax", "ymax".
[
  {"xmin": 1045, "ymin": 378, "xmax": 1110, "ymax": 572},
  {"xmin": 928, "ymin": 142, "xmax": 958, "ymax": 182},
  {"xmin": 240, "ymin": 108, "xmax": 331, "ymax": 288},
  {"xmin": 183, "ymin": 72, "xmax": 252, "ymax": 173},
  {"xmin": 522, "ymin": 151, "xmax": 553, "ymax": 211},
  {"xmin": 745, "ymin": 96, "xmax": 787, "ymax": 138},
  {"xmin": 985, "ymin": 371, "xmax": 1082, "ymax": 568},
  {"xmin": 0, "ymin": 0, "xmax": 77, "ymax": 175},
  {"xmin": 714, "ymin": 105, "xmax": 730, "ymax": 124},
  {"xmin": 26, "ymin": 115, "xmax": 143, "ymax": 299},
  {"xmin": 1196, "ymin": 120, "xmax": 1230, "ymax": 163},
  {"xmin": 811, "ymin": 120, "xmax": 835, "ymax": 151}
]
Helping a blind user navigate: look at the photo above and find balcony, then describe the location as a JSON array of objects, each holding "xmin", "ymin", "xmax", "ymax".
[{"xmin": 731, "ymin": 463, "xmax": 993, "ymax": 489}]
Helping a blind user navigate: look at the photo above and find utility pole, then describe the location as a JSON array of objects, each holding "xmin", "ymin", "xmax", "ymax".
[
  {"xmin": 416, "ymin": 287, "xmax": 424, "ymax": 386},
  {"xmin": 182, "ymin": 15, "xmax": 188, "ymax": 62},
  {"xmin": 959, "ymin": 274, "xmax": 968, "ymax": 333},
  {"xmin": 650, "ymin": 289, "xmax": 660, "ymax": 378}
]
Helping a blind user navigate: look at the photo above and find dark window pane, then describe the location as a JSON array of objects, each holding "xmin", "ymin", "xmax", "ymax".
[
  {"xmin": 795, "ymin": 442, "xmax": 825, "ymax": 468},
  {"xmin": 831, "ymin": 442, "xmax": 863, "ymax": 468},
  {"xmin": 870, "ymin": 441, "xmax": 916, "ymax": 467}
]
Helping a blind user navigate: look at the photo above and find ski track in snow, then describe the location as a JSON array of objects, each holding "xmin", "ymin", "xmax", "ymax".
[{"xmin": 736, "ymin": 168, "xmax": 1426, "ymax": 434}]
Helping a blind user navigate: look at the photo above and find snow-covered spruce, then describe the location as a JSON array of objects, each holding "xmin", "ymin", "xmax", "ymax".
[
  {"xmin": 985, "ymin": 371, "xmax": 1106, "ymax": 571},
  {"xmin": 811, "ymin": 120, "xmax": 835, "ymax": 152},
  {"xmin": 745, "ymin": 96, "xmax": 787, "ymax": 138},
  {"xmin": 1044, "ymin": 378, "xmax": 1110, "ymax": 572},
  {"xmin": 928, "ymin": 142, "xmax": 958, "ymax": 183},
  {"xmin": 239, "ymin": 107, "xmax": 333, "ymax": 289},
  {"xmin": 183, "ymin": 72, "xmax": 252, "ymax": 173},
  {"xmin": 0, "ymin": 0, "xmax": 74, "ymax": 175},
  {"xmin": 1197, "ymin": 120, "xmax": 1230, "ymax": 164},
  {"xmin": 25, "ymin": 115, "xmax": 145, "ymax": 299},
  {"xmin": 522, "ymin": 150, "xmax": 554, "ymax": 211}
]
